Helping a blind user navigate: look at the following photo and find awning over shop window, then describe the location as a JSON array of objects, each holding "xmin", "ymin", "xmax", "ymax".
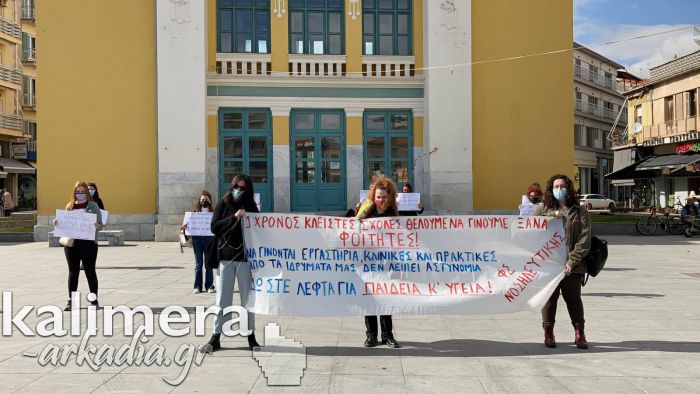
[
  {"xmin": 605, "ymin": 153, "xmax": 700, "ymax": 180},
  {"xmin": 0, "ymin": 158, "xmax": 36, "ymax": 174}
]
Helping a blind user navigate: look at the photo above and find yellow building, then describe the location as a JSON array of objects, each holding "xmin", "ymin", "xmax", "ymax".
[
  {"xmin": 0, "ymin": 0, "xmax": 35, "ymax": 212},
  {"xmin": 35, "ymin": 0, "xmax": 573, "ymax": 241},
  {"xmin": 609, "ymin": 50, "xmax": 700, "ymax": 208}
]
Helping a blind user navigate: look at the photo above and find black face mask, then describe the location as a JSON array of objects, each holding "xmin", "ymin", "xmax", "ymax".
[
  {"xmin": 528, "ymin": 195, "xmax": 542, "ymax": 204},
  {"xmin": 200, "ymin": 200, "xmax": 210, "ymax": 208}
]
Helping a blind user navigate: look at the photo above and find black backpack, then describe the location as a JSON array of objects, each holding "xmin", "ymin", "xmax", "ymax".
[{"xmin": 582, "ymin": 235, "xmax": 608, "ymax": 286}]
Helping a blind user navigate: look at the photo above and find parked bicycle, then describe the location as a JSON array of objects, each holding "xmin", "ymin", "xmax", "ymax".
[
  {"xmin": 636, "ymin": 206, "xmax": 685, "ymax": 236},
  {"xmin": 684, "ymin": 218, "xmax": 699, "ymax": 238}
]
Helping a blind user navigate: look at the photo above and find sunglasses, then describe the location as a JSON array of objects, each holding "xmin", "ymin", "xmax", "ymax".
[{"xmin": 232, "ymin": 184, "xmax": 247, "ymax": 191}]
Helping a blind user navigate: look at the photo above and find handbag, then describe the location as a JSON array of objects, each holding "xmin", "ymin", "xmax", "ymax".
[
  {"xmin": 582, "ymin": 235, "xmax": 608, "ymax": 286},
  {"xmin": 59, "ymin": 237, "xmax": 75, "ymax": 247},
  {"xmin": 205, "ymin": 235, "xmax": 219, "ymax": 269},
  {"xmin": 179, "ymin": 229, "xmax": 192, "ymax": 253}
]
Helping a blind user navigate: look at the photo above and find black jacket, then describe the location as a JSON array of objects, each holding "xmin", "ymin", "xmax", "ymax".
[{"xmin": 209, "ymin": 197, "xmax": 259, "ymax": 263}]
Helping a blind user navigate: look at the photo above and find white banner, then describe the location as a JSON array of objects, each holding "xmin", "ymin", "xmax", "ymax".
[
  {"xmin": 183, "ymin": 212, "xmax": 214, "ymax": 236},
  {"xmin": 54, "ymin": 209, "xmax": 97, "ymax": 241},
  {"xmin": 242, "ymin": 213, "xmax": 567, "ymax": 316}
]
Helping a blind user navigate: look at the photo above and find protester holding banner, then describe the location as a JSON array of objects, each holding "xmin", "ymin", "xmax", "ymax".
[
  {"xmin": 533, "ymin": 175, "xmax": 591, "ymax": 349},
  {"xmin": 357, "ymin": 176, "xmax": 401, "ymax": 348},
  {"xmin": 181, "ymin": 191, "xmax": 216, "ymax": 294},
  {"xmin": 201, "ymin": 175, "xmax": 260, "ymax": 352},
  {"xmin": 87, "ymin": 183, "xmax": 105, "ymax": 210},
  {"xmin": 52, "ymin": 181, "xmax": 103, "ymax": 311},
  {"xmin": 398, "ymin": 183, "xmax": 424, "ymax": 216}
]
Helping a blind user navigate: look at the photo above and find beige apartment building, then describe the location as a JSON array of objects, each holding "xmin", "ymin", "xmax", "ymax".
[
  {"xmin": 573, "ymin": 42, "xmax": 627, "ymax": 200},
  {"xmin": 609, "ymin": 50, "xmax": 700, "ymax": 208},
  {"xmin": 0, "ymin": 0, "xmax": 35, "ymax": 212}
]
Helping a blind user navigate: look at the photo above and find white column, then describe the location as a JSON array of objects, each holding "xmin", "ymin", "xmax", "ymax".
[
  {"xmin": 424, "ymin": 0, "xmax": 472, "ymax": 213},
  {"xmin": 155, "ymin": 0, "xmax": 207, "ymax": 241}
]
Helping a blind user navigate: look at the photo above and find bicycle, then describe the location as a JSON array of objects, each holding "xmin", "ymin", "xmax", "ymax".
[{"xmin": 636, "ymin": 206, "xmax": 685, "ymax": 236}]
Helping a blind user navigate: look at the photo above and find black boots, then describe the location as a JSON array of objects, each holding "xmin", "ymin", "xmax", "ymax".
[
  {"xmin": 381, "ymin": 333, "xmax": 400, "ymax": 348},
  {"xmin": 199, "ymin": 333, "xmax": 221, "ymax": 354},
  {"xmin": 247, "ymin": 333, "xmax": 261, "ymax": 350},
  {"xmin": 364, "ymin": 333, "xmax": 379, "ymax": 347},
  {"xmin": 364, "ymin": 333, "xmax": 400, "ymax": 348}
]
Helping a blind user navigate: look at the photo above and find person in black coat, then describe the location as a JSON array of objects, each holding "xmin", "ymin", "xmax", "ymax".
[
  {"xmin": 200, "ymin": 174, "xmax": 261, "ymax": 352},
  {"xmin": 356, "ymin": 177, "xmax": 401, "ymax": 348}
]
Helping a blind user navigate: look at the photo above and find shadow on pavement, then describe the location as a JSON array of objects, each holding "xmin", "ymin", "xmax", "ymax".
[
  {"xmin": 582, "ymin": 292, "xmax": 665, "ymax": 298},
  {"xmin": 305, "ymin": 340, "xmax": 700, "ymax": 357},
  {"xmin": 603, "ymin": 235, "xmax": 700, "ymax": 246}
]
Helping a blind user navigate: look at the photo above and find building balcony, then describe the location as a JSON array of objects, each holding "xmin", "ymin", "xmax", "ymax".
[
  {"xmin": 0, "ymin": 113, "xmax": 22, "ymax": 131},
  {"xmin": 0, "ymin": 17, "xmax": 21, "ymax": 40},
  {"xmin": 21, "ymin": 6, "xmax": 35, "ymax": 21},
  {"xmin": 362, "ymin": 56, "xmax": 415, "ymax": 78},
  {"xmin": 216, "ymin": 53, "xmax": 271, "ymax": 76},
  {"xmin": 288, "ymin": 54, "xmax": 346, "ymax": 77},
  {"xmin": 642, "ymin": 116, "xmax": 699, "ymax": 141},
  {"xmin": 0, "ymin": 64, "xmax": 21, "ymax": 85},
  {"xmin": 574, "ymin": 64, "xmax": 619, "ymax": 92}
]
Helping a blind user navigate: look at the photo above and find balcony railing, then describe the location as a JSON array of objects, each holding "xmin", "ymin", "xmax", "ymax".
[
  {"xmin": 0, "ymin": 113, "xmax": 23, "ymax": 130},
  {"xmin": 22, "ymin": 94, "xmax": 36, "ymax": 108},
  {"xmin": 21, "ymin": 7, "xmax": 35, "ymax": 20},
  {"xmin": 0, "ymin": 17, "xmax": 21, "ymax": 39},
  {"xmin": 0, "ymin": 64, "xmax": 22, "ymax": 85},
  {"xmin": 22, "ymin": 48, "xmax": 35, "ymax": 62},
  {"xmin": 574, "ymin": 63, "xmax": 619, "ymax": 91},
  {"xmin": 362, "ymin": 56, "xmax": 415, "ymax": 78},
  {"xmin": 642, "ymin": 116, "xmax": 699, "ymax": 141},
  {"xmin": 288, "ymin": 54, "xmax": 346, "ymax": 77},
  {"xmin": 215, "ymin": 53, "xmax": 271, "ymax": 76}
]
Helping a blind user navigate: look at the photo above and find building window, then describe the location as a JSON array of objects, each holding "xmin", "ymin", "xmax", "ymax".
[
  {"xmin": 289, "ymin": 0, "xmax": 344, "ymax": 55},
  {"xmin": 688, "ymin": 89, "xmax": 697, "ymax": 117},
  {"xmin": 664, "ymin": 96, "xmax": 674, "ymax": 121},
  {"xmin": 362, "ymin": 0, "xmax": 412, "ymax": 56},
  {"xmin": 22, "ymin": 76, "xmax": 36, "ymax": 107},
  {"xmin": 635, "ymin": 104, "xmax": 643, "ymax": 124},
  {"xmin": 574, "ymin": 124, "xmax": 586, "ymax": 146},
  {"xmin": 363, "ymin": 111, "xmax": 412, "ymax": 187},
  {"xmin": 21, "ymin": 32, "xmax": 36, "ymax": 61},
  {"xmin": 218, "ymin": 0, "xmax": 270, "ymax": 53}
]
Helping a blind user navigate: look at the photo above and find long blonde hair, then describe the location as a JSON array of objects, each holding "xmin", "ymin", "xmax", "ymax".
[{"xmin": 65, "ymin": 181, "xmax": 93, "ymax": 210}]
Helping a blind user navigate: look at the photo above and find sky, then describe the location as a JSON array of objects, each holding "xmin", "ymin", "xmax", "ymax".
[{"xmin": 574, "ymin": 0, "xmax": 700, "ymax": 78}]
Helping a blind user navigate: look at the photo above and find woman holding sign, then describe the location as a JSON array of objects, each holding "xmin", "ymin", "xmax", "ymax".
[
  {"xmin": 181, "ymin": 191, "xmax": 216, "ymax": 294},
  {"xmin": 201, "ymin": 175, "xmax": 260, "ymax": 352},
  {"xmin": 533, "ymin": 175, "xmax": 591, "ymax": 349},
  {"xmin": 356, "ymin": 176, "xmax": 401, "ymax": 348},
  {"xmin": 53, "ymin": 181, "xmax": 103, "ymax": 311},
  {"xmin": 398, "ymin": 183, "xmax": 424, "ymax": 216}
]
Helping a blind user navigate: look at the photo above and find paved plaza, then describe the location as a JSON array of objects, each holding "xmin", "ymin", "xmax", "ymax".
[{"xmin": 0, "ymin": 235, "xmax": 699, "ymax": 393}]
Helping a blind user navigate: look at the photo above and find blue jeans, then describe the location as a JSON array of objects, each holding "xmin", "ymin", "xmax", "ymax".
[{"xmin": 192, "ymin": 236, "xmax": 214, "ymax": 290}]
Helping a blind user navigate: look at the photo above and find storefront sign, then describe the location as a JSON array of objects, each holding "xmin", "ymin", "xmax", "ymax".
[
  {"xmin": 670, "ymin": 131, "xmax": 700, "ymax": 144},
  {"xmin": 676, "ymin": 142, "xmax": 700, "ymax": 154},
  {"xmin": 11, "ymin": 143, "xmax": 28, "ymax": 160}
]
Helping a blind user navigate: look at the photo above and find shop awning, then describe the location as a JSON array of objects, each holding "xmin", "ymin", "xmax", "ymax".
[
  {"xmin": 636, "ymin": 154, "xmax": 700, "ymax": 171},
  {"xmin": 0, "ymin": 158, "xmax": 36, "ymax": 174},
  {"xmin": 0, "ymin": 171, "xmax": 7, "ymax": 179},
  {"xmin": 606, "ymin": 153, "xmax": 700, "ymax": 180}
]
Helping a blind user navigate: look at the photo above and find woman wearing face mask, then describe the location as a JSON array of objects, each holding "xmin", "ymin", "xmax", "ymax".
[
  {"xmin": 181, "ymin": 191, "xmax": 216, "ymax": 294},
  {"xmin": 533, "ymin": 175, "xmax": 591, "ymax": 349},
  {"xmin": 87, "ymin": 183, "xmax": 105, "ymax": 210},
  {"xmin": 356, "ymin": 176, "xmax": 401, "ymax": 348},
  {"xmin": 201, "ymin": 175, "xmax": 260, "ymax": 352},
  {"xmin": 52, "ymin": 181, "xmax": 103, "ymax": 311}
]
